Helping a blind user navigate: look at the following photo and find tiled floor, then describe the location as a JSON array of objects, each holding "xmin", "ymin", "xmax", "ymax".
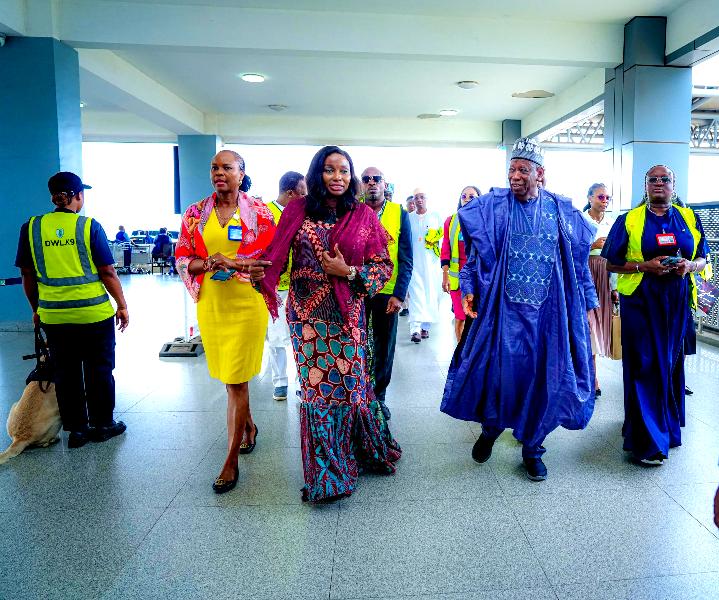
[{"xmin": 1, "ymin": 275, "xmax": 718, "ymax": 600}]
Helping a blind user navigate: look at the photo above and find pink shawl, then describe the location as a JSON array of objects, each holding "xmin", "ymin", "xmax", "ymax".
[{"xmin": 259, "ymin": 197, "xmax": 389, "ymax": 327}]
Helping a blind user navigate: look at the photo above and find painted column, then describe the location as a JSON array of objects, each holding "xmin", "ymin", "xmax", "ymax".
[
  {"xmin": 177, "ymin": 135, "xmax": 220, "ymax": 212},
  {"xmin": 501, "ymin": 119, "xmax": 522, "ymax": 170},
  {"xmin": 604, "ymin": 17, "xmax": 692, "ymax": 210},
  {"xmin": 0, "ymin": 37, "xmax": 83, "ymax": 328}
]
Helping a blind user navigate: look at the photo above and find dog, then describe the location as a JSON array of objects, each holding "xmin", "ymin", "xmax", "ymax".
[{"xmin": 0, "ymin": 380, "xmax": 61, "ymax": 464}]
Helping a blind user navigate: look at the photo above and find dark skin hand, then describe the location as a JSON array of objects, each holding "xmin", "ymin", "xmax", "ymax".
[
  {"xmin": 248, "ymin": 260, "xmax": 273, "ymax": 282},
  {"xmin": 386, "ymin": 296, "xmax": 402, "ymax": 314},
  {"xmin": 462, "ymin": 293, "xmax": 477, "ymax": 318}
]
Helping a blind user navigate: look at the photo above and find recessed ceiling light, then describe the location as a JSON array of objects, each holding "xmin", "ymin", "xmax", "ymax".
[
  {"xmin": 439, "ymin": 109, "xmax": 459, "ymax": 117},
  {"xmin": 417, "ymin": 113, "xmax": 441, "ymax": 119},
  {"xmin": 511, "ymin": 90, "xmax": 554, "ymax": 99},
  {"xmin": 456, "ymin": 81, "xmax": 479, "ymax": 89},
  {"xmin": 79, "ymin": 102, "xmax": 86, "ymax": 108},
  {"xmin": 267, "ymin": 104, "xmax": 288, "ymax": 112},
  {"xmin": 240, "ymin": 73, "xmax": 265, "ymax": 83}
]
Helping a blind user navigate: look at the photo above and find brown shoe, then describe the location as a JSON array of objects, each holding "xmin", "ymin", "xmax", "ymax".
[{"xmin": 421, "ymin": 329, "xmax": 429, "ymax": 339}]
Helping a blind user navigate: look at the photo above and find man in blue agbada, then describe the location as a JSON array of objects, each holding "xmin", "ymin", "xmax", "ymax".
[{"xmin": 440, "ymin": 138, "xmax": 599, "ymax": 481}]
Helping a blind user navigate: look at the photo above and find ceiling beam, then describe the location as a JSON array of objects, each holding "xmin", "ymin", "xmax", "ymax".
[
  {"xmin": 667, "ymin": 0, "xmax": 719, "ymax": 55},
  {"xmin": 78, "ymin": 49, "xmax": 205, "ymax": 135},
  {"xmin": 57, "ymin": 0, "xmax": 622, "ymax": 68},
  {"xmin": 0, "ymin": 0, "xmax": 26, "ymax": 35}
]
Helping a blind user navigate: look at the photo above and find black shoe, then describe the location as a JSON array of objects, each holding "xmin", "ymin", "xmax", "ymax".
[
  {"xmin": 91, "ymin": 420, "xmax": 127, "ymax": 443},
  {"xmin": 595, "ymin": 388, "xmax": 602, "ymax": 397},
  {"xmin": 68, "ymin": 429, "xmax": 94, "ymax": 449},
  {"xmin": 379, "ymin": 401, "xmax": 391, "ymax": 421},
  {"xmin": 523, "ymin": 457, "xmax": 548, "ymax": 481},
  {"xmin": 399, "ymin": 308, "xmax": 409, "ymax": 317},
  {"xmin": 239, "ymin": 425, "xmax": 258, "ymax": 455},
  {"xmin": 684, "ymin": 386, "xmax": 693, "ymax": 396},
  {"xmin": 212, "ymin": 470, "xmax": 239, "ymax": 494},
  {"xmin": 411, "ymin": 333, "xmax": 421, "ymax": 343},
  {"xmin": 471, "ymin": 434, "xmax": 496, "ymax": 464},
  {"xmin": 421, "ymin": 329, "xmax": 429, "ymax": 339}
]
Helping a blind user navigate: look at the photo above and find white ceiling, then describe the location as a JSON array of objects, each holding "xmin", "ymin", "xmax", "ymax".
[{"xmin": 2, "ymin": 0, "xmax": 716, "ymax": 145}]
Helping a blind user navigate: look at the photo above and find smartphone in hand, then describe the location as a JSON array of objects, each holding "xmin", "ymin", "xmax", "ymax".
[
  {"xmin": 660, "ymin": 256, "xmax": 681, "ymax": 267},
  {"xmin": 210, "ymin": 269, "xmax": 237, "ymax": 281}
]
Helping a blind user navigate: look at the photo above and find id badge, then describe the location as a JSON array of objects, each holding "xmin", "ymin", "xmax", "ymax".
[
  {"xmin": 228, "ymin": 225, "xmax": 242, "ymax": 242},
  {"xmin": 656, "ymin": 233, "xmax": 676, "ymax": 246}
]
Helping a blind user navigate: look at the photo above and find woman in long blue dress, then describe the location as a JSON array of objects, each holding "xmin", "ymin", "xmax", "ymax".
[{"xmin": 602, "ymin": 165, "xmax": 709, "ymax": 465}]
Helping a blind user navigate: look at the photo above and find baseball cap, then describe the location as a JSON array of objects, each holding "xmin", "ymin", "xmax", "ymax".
[{"xmin": 47, "ymin": 172, "xmax": 92, "ymax": 196}]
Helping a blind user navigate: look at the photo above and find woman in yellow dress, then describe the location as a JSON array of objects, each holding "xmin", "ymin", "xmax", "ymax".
[{"xmin": 176, "ymin": 150, "xmax": 275, "ymax": 494}]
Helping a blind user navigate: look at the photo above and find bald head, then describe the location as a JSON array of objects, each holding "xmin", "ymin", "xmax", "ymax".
[
  {"xmin": 361, "ymin": 166, "xmax": 386, "ymax": 211},
  {"xmin": 413, "ymin": 188, "xmax": 427, "ymax": 214}
]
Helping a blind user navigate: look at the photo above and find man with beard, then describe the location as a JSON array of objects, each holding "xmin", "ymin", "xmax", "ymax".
[
  {"xmin": 406, "ymin": 188, "xmax": 442, "ymax": 343},
  {"xmin": 441, "ymin": 138, "xmax": 598, "ymax": 481},
  {"xmin": 360, "ymin": 167, "xmax": 413, "ymax": 419}
]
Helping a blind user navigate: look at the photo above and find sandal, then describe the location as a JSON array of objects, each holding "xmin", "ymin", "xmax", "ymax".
[{"xmin": 239, "ymin": 424, "xmax": 258, "ymax": 455}]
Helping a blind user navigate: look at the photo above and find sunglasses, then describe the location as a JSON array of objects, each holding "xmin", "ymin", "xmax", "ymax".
[
  {"xmin": 361, "ymin": 175, "xmax": 383, "ymax": 184},
  {"xmin": 596, "ymin": 194, "xmax": 612, "ymax": 201},
  {"xmin": 460, "ymin": 193, "xmax": 477, "ymax": 200},
  {"xmin": 647, "ymin": 176, "xmax": 672, "ymax": 184}
]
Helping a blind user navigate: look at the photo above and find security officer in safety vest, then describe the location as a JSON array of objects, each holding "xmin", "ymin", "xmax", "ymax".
[
  {"xmin": 16, "ymin": 172, "xmax": 129, "ymax": 449},
  {"xmin": 265, "ymin": 171, "xmax": 307, "ymax": 401},
  {"xmin": 361, "ymin": 167, "xmax": 413, "ymax": 420}
]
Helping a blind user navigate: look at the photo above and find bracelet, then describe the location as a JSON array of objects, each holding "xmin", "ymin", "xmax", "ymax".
[{"xmin": 635, "ymin": 262, "xmax": 640, "ymax": 273}]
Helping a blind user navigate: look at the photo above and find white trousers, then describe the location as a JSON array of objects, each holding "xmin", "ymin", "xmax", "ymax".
[
  {"xmin": 265, "ymin": 290, "xmax": 291, "ymax": 387},
  {"xmin": 409, "ymin": 321, "xmax": 432, "ymax": 335}
]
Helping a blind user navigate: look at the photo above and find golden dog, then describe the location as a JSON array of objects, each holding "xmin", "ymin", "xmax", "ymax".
[{"xmin": 0, "ymin": 381, "xmax": 61, "ymax": 464}]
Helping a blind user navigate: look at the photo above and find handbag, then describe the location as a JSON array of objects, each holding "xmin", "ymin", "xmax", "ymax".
[
  {"xmin": 22, "ymin": 326, "xmax": 54, "ymax": 392},
  {"xmin": 609, "ymin": 304, "xmax": 622, "ymax": 360}
]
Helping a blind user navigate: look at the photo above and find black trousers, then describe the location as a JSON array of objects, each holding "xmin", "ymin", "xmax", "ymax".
[
  {"xmin": 365, "ymin": 293, "xmax": 399, "ymax": 403},
  {"xmin": 43, "ymin": 316, "xmax": 116, "ymax": 432}
]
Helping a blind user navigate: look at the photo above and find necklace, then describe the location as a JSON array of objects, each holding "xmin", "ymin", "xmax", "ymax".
[
  {"xmin": 215, "ymin": 198, "xmax": 239, "ymax": 228},
  {"xmin": 646, "ymin": 203, "xmax": 668, "ymax": 217},
  {"xmin": 588, "ymin": 209, "xmax": 604, "ymax": 224}
]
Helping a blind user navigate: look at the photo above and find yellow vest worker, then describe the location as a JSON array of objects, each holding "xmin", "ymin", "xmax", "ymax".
[{"xmin": 16, "ymin": 172, "xmax": 129, "ymax": 447}]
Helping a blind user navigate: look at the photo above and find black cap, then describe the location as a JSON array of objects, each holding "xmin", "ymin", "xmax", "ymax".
[{"xmin": 47, "ymin": 172, "xmax": 92, "ymax": 196}]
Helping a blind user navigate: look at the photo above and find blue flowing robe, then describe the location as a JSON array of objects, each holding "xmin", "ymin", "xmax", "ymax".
[
  {"xmin": 440, "ymin": 188, "xmax": 598, "ymax": 448},
  {"xmin": 601, "ymin": 207, "xmax": 709, "ymax": 460}
]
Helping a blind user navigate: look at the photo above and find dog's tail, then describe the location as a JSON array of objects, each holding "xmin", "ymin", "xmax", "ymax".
[{"xmin": 0, "ymin": 440, "xmax": 30, "ymax": 465}]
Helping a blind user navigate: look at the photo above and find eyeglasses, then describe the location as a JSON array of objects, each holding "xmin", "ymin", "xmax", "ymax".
[
  {"xmin": 596, "ymin": 194, "xmax": 612, "ymax": 201},
  {"xmin": 460, "ymin": 194, "xmax": 477, "ymax": 200},
  {"xmin": 361, "ymin": 175, "xmax": 383, "ymax": 184},
  {"xmin": 647, "ymin": 176, "xmax": 672, "ymax": 185}
]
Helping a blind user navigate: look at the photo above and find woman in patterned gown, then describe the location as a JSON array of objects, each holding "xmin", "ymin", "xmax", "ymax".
[{"xmin": 252, "ymin": 146, "xmax": 401, "ymax": 502}]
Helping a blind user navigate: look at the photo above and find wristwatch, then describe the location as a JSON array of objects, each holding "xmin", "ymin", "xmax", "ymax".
[{"xmin": 347, "ymin": 266, "xmax": 357, "ymax": 281}]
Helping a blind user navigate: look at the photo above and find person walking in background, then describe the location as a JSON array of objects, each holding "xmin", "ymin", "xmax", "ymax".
[
  {"xmin": 253, "ymin": 146, "xmax": 401, "ymax": 503},
  {"xmin": 405, "ymin": 195, "xmax": 415, "ymax": 214},
  {"xmin": 603, "ymin": 164, "xmax": 710, "ymax": 466},
  {"xmin": 176, "ymin": 150, "xmax": 275, "ymax": 494},
  {"xmin": 442, "ymin": 186, "xmax": 481, "ymax": 343},
  {"xmin": 583, "ymin": 183, "xmax": 617, "ymax": 396},
  {"xmin": 265, "ymin": 171, "xmax": 307, "ymax": 401},
  {"xmin": 441, "ymin": 138, "xmax": 598, "ymax": 481},
  {"xmin": 16, "ymin": 172, "xmax": 130, "ymax": 449},
  {"xmin": 407, "ymin": 187, "xmax": 442, "ymax": 343},
  {"xmin": 360, "ymin": 166, "xmax": 413, "ymax": 420}
]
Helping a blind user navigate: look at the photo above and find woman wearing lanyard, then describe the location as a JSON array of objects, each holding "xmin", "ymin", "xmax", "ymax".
[
  {"xmin": 441, "ymin": 185, "xmax": 481, "ymax": 343},
  {"xmin": 176, "ymin": 150, "xmax": 275, "ymax": 493},
  {"xmin": 583, "ymin": 183, "xmax": 617, "ymax": 396},
  {"xmin": 602, "ymin": 165, "xmax": 710, "ymax": 466}
]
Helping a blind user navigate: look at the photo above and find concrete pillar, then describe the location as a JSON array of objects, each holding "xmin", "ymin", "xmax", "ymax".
[
  {"xmin": 177, "ymin": 135, "xmax": 220, "ymax": 212},
  {"xmin": 501, "ymin": 119, "xmax": 522, "ymax": 170},
  {"xmin": 0, "ymin": 37, "xmax": 83, "ymax": 328},
  {"xmin": 604, "ymin": 17, "xmax": 692, "ymax": 210}
]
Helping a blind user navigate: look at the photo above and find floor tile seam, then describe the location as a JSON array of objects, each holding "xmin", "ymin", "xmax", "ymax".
[
  {"xmin": 559, "ymin": 568, "xmax": 719, "ymax": 587},
  {"xmin": 327, "ymin": 504, "xmax": 341, "ymax": 600},
  {"xmin": 684, "ymin": 410, "xmax": 719, "ymax": 432},
  {"xmin": 655, "ymin": 483, "xmax": 719, "ymax": 540},
  {"xmin": 329, "ymin": 581, "xmax": 561, "ymax": 600}
]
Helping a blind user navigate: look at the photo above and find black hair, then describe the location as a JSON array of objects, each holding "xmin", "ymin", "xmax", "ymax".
[
  {"xmin": 279, "ymin": 171, "xmax": 305, "ymax": 194},
  {"xmin": 160, "ymin": 227, "xmax": 167, "ymax": 234},
  {"xmin": 305, "ymin": 146, "xmax": 358, "ymax": 220},
  {"xmin": 217, "ymin": 149, "xmax": 251, "ymax": 192},
  {"xmin": 584, "ymin": 182, "xmax": 607, "ymax": 211}
]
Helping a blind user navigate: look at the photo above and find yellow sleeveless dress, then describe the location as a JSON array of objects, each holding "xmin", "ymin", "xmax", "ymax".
[{"xmin": 196, "ymin": 210, "xmax": 268, "ymax": 383}]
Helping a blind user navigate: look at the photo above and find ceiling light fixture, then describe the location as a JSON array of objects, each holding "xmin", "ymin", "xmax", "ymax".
[
  {"xmin": 417, "ymin": 113, "xmax": 441, "ymax": 119},
  {"xmin": 511, "ymin": 89, "xmax": 554, "ymax": 99},
  {"xmin": 439, "ymin": 109, "xmax": 459, "ymax": 117},
  {"xmin": 240, "ymin": 73, "xmax": 265, "ymax": 83},
  {"xmin": 79, "ymin": 102, "xmax": 86, "ymax": 108},
  {"xmin": 267, "ymin": 104, "xmax": 288, "ymax": 112},
  {"xmin": 456, "ymin": 81, "xmax": 479, "ymax": 89}
]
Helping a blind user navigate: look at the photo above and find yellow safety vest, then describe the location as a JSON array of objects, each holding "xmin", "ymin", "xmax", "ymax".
[
  {"xmin": 617, "ymin": 203, "xmax": 711, "ymax": 308},
  {"xmin": 379, "ymin": 201, "xmax": 401, "ymax": 295},
  {"xmin": 447, "ymin": 213, "xmax": 462, "ymax": 291},
  {"xmin": 29, "ymin": 212, "xmax": 115, "ymax": 324},
  {"xmin": 268, "ymin": 201, "xmax": 291, "ymax": 292}
]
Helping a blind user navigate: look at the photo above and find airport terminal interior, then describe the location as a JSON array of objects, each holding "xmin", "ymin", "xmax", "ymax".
[{"xmin": 2, "ymin": 0, "xmax": 719, "ymax": 599}]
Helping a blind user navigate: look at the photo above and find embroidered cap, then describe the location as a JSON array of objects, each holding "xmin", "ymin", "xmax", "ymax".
[{"xmin": 510, "ymin": 137, "xmax": 545, "ymax": 167}]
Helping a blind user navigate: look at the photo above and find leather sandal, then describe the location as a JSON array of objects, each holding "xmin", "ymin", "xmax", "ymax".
[{"xmin": 239, "ymin": 424, "xmax": 259, "ymax": 455}]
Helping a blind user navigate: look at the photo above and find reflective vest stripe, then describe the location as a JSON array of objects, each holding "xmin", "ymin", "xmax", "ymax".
[
  {"xmin": 379, "ymin": 202, "xmax": 401, "ymax": 295},
  {"xmin": 39, "ymin": 294, "xmax": 111, "ymax": 309},
  {"xmin": 268, "ymin": 201, "xmax": 291, "ymax": 291},
  {"xmin": 448, "ymin": 213, "xmax": 461, "ymax": 291}
]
